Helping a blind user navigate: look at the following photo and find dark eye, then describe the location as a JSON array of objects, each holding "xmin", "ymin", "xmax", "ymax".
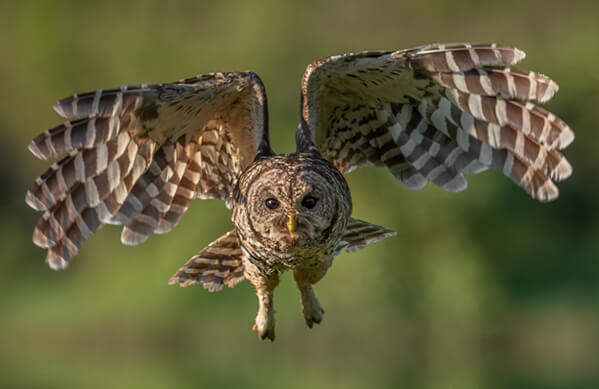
[
  {"xmin": 301, "ymin": 196, "xmax": 318, "ymax": 209},
  {"xmin": 265, "ymin": 197, "xmax": 279, "ymax": 210}
]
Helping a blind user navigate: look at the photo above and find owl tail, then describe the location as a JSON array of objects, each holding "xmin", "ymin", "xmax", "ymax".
[
  {"xmin": 168, "ymin": 230, "xmax": 245, "ymax": 292},
  {"xmin": 337, "ymin": 218, "xmax": 396, "ymax": 254}
]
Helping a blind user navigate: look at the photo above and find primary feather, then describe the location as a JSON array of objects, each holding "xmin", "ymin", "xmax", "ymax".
[
  {"xmin": 300, "ymin": 43, "xmax": 573, "ymax": 201},
  {"xmin": 27, "ymin": 72, "xmax": 270, "ymax": 268}
]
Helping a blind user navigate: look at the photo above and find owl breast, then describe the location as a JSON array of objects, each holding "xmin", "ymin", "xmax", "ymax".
[{"xmin": 231, "ymin": 152, "xmax": 352, "ymax": 274}]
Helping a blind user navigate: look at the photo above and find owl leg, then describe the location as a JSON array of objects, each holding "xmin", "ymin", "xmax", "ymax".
[
  {"xmin": 293, "ymin": 258, "xmax": 333, "ymax": 328},
  {"xmin": 243, "ymin": 260, "xmax": 279, "ymax": 341}
]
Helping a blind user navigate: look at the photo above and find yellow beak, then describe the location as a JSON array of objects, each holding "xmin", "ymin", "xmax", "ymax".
[{"xmin": 286, "ymin": 212, "xmax": 296, "ymax": 238}]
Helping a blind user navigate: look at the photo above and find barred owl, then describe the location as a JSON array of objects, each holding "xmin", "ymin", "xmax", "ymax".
[{"xmin": 26, "ymin": 43, "xmax": 573, "ymax": 341}]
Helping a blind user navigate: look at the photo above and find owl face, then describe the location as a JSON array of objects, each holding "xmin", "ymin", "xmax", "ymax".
[{"xmin": 232, "ymin": 154, "xmax": 352, "ymax": 259}]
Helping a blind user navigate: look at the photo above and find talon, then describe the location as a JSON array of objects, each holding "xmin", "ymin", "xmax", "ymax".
[
  {"xmin": 294, "ymin": 266, "xmax": 331, "ymax": 331},
  {"xmin": 251, "ymin": 313, "xmax": 275, "ymax": 340},
  {"xmin": 252, "ymin": 321, "xmax": 275, "ymax": 341},
  {"xmin": 311, "ymin": 314, "xmax": 323, "ymax": 325},
  {"xmin": 304, "ymin": 310, "xmax": 323, "ymax": 328},
  {"xmin": 302, "ymin": 296, "xmax": 324, "ymax": 328},
  {"xmin": 264, "ymin": 330, "xmax": 275, "ymax": 341}
]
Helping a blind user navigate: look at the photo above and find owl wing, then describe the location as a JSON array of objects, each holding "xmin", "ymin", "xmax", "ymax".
[
  {"xmin": 26, "ymin": 72, "xmax": 271, "ymax": 269},
  {"xmin": 299, "ymin": 43, "xmax": 574, "ymax": 201}
]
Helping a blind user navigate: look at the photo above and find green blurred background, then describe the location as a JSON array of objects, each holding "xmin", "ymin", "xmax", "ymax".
[{"xmin": 1, "ymin": 1, "xmax": 598, "ymax": 388}]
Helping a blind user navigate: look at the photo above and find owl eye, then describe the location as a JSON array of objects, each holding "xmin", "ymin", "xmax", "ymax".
[
  {"xmin": 265, "ymin": 197, "xmax": 279, "ymax": 210},
  {"xmin": 301, "ymin": 196, "xmax": 318, "ymax": 209}
]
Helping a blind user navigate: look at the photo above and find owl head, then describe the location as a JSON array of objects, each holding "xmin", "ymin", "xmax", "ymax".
[{"xmin": 232, "ymin": 154, "xmax": 352, "ymax": 257}]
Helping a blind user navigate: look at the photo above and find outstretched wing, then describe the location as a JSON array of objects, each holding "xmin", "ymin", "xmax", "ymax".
[
  {"xmin": 26, "ymin": 72, "xmax": 271, "ymax": 269},
  {"xmin": 299, "ymin": 43, "xmax": 573, "ymax": 201}
]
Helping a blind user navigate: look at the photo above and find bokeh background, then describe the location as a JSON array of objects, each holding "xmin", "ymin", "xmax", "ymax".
[{"xmin": 1, "ymin": 1, "xmax": 598, "ymax": 388}]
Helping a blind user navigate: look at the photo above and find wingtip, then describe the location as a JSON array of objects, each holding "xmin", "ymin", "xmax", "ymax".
[
  {"xmin": 538, "ymin": 79, "xmax": 560, "ymax": 103},
  {"xmin": 203, "ymin": 282, "xmax": 224, "ymax": 293},
  {"xmin": 558, "ymin": 127, "xmax": 575, "ymax": 149},
  {"xmin": 167, "ymin": 273, "xmax": 195, "ymax": 287},
  {"xmin": 181, "ymin": 279, "xmax": 197, "ymax": 288},
  {"xmin": 553, "ymin": 157, "xmax": 573, "ymax": 182},
  {"xmin": 384, "ymin": 229, "xmax": 398, "ymax": 238},
  {"xmin": 27, "ymin": 139, "xmax": 49, "ymax": 160},
  {"xmin": 397, "ymin": 171, "xmax": 428, "ymax": 190},
  {"xmin": 52, "ymin": 101, "xmax": 68, "ymax": 118},
  {"xmin": 32, "ymin": 224, "xmax": 53, "ymax": 249},
  {"xmin": 46, "ymin": 251, "xmax": 69, "ymax": 270},
  {"xmin": 513, "ymin": 47, "xmax": 526, "ymax": 64},
  {"xmin": 442, "ymin": 174, "xmax": 468, "ymax": 193},
  {"xmin": 25, "ymin": 189, "xmax": 44, "ymax": 211},
  {"xmin": 120, "ymin": 227, "xmax": 150, "ymax": 246},
  {"xmin": 536, "ymin": 179, "xmax": 559, "ymax": 203}
]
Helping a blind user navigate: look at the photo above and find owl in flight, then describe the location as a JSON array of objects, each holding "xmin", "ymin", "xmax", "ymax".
[{"xmin": 26, "ymin": 43, "xmax": 573, "ymax": 340}]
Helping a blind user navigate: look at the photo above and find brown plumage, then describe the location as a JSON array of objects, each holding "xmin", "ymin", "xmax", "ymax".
[{"xmin": 26, "ymin": 43, "xmax": 574, "ymax": 340}]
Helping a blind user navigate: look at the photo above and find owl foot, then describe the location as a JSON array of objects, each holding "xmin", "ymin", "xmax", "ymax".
[
  {"xmin": 301, "ymin": 294, "xmax": 324, "ymax": 328},
  {"xmin": 244, "ymin": 267, "xmax": 279, "ymax": 342},
  {"xmin": 293, "ymin": 264, "xmax": 331, "ymax": 329},
  {"xmin": 252, "ymin": 311, "xmax": 275, "ymax": 341}
]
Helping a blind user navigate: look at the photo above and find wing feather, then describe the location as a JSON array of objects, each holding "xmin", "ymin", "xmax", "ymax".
[
  {"xmin": 300, "ymin": 43, "xmax": 573, "ymax": 201},
  {"xmin": 27, "ymin": 72, "xmax": 270, "ymax": 268}
]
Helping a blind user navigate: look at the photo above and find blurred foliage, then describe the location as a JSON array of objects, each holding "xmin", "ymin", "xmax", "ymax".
[{"xmin": 1, "ymin": 0, "xmax": 598, "ymax": 388}]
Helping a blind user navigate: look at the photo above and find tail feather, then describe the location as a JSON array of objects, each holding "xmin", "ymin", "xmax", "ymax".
[
  {"xmin": 337, "ymin": 218, "xmax": 396, "ymax": 253},
  {"xmin": 168, "ymin": 230, "xmax": 245, "ymax": 292}
]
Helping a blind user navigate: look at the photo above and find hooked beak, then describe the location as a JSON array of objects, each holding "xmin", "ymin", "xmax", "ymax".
[{"xmin": 286, "ymin": 211, "xmax": 296, "ymax": 238}]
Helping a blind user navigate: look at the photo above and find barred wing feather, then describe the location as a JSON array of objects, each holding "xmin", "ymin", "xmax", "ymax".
[
  {"xmin": 26, "ymin": 72, "xmax": 270, "ymax": 269},
  {"xmin": 300, "ymin": 43, "xmax": 573, "ymax": 201}
]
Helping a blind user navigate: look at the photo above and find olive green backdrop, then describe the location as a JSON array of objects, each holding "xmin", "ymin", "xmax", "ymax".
[{"xmin": 1, "ymin": 1, "xmax": 598, "ymax": 388}]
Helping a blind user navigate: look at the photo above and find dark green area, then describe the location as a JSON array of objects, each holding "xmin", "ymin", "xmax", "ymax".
[{"xmin": 1, "ymin": 1, "xmax": 598, "ymax": 388}]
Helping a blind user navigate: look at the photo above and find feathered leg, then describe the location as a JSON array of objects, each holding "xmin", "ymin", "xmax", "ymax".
[
  {"xmin": 242, "ymin": 258, "xmax": 279, "ymax": 341},
  {"xmin": 293, "ymin": 257, "xmax": 333, "ymax": 328},
  {"xmin": 291, "ymin": 218, "xmax": 395, "ymax": 328}
]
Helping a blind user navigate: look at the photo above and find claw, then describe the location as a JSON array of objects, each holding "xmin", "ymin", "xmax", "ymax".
[
  {"xmin": 302, "ymin": 295, "xmax": 324, "ymax": 328},
  {"xmin": 293, "ymin": 264, "xmax": 331, "ymax": 331},
  {"xmin": 252, "ymin": 320, "xmax": 275, "ymax": 341},
  {"xmin": 252, "ymin": 301, "xmax": 276, "ymax": 341}
]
